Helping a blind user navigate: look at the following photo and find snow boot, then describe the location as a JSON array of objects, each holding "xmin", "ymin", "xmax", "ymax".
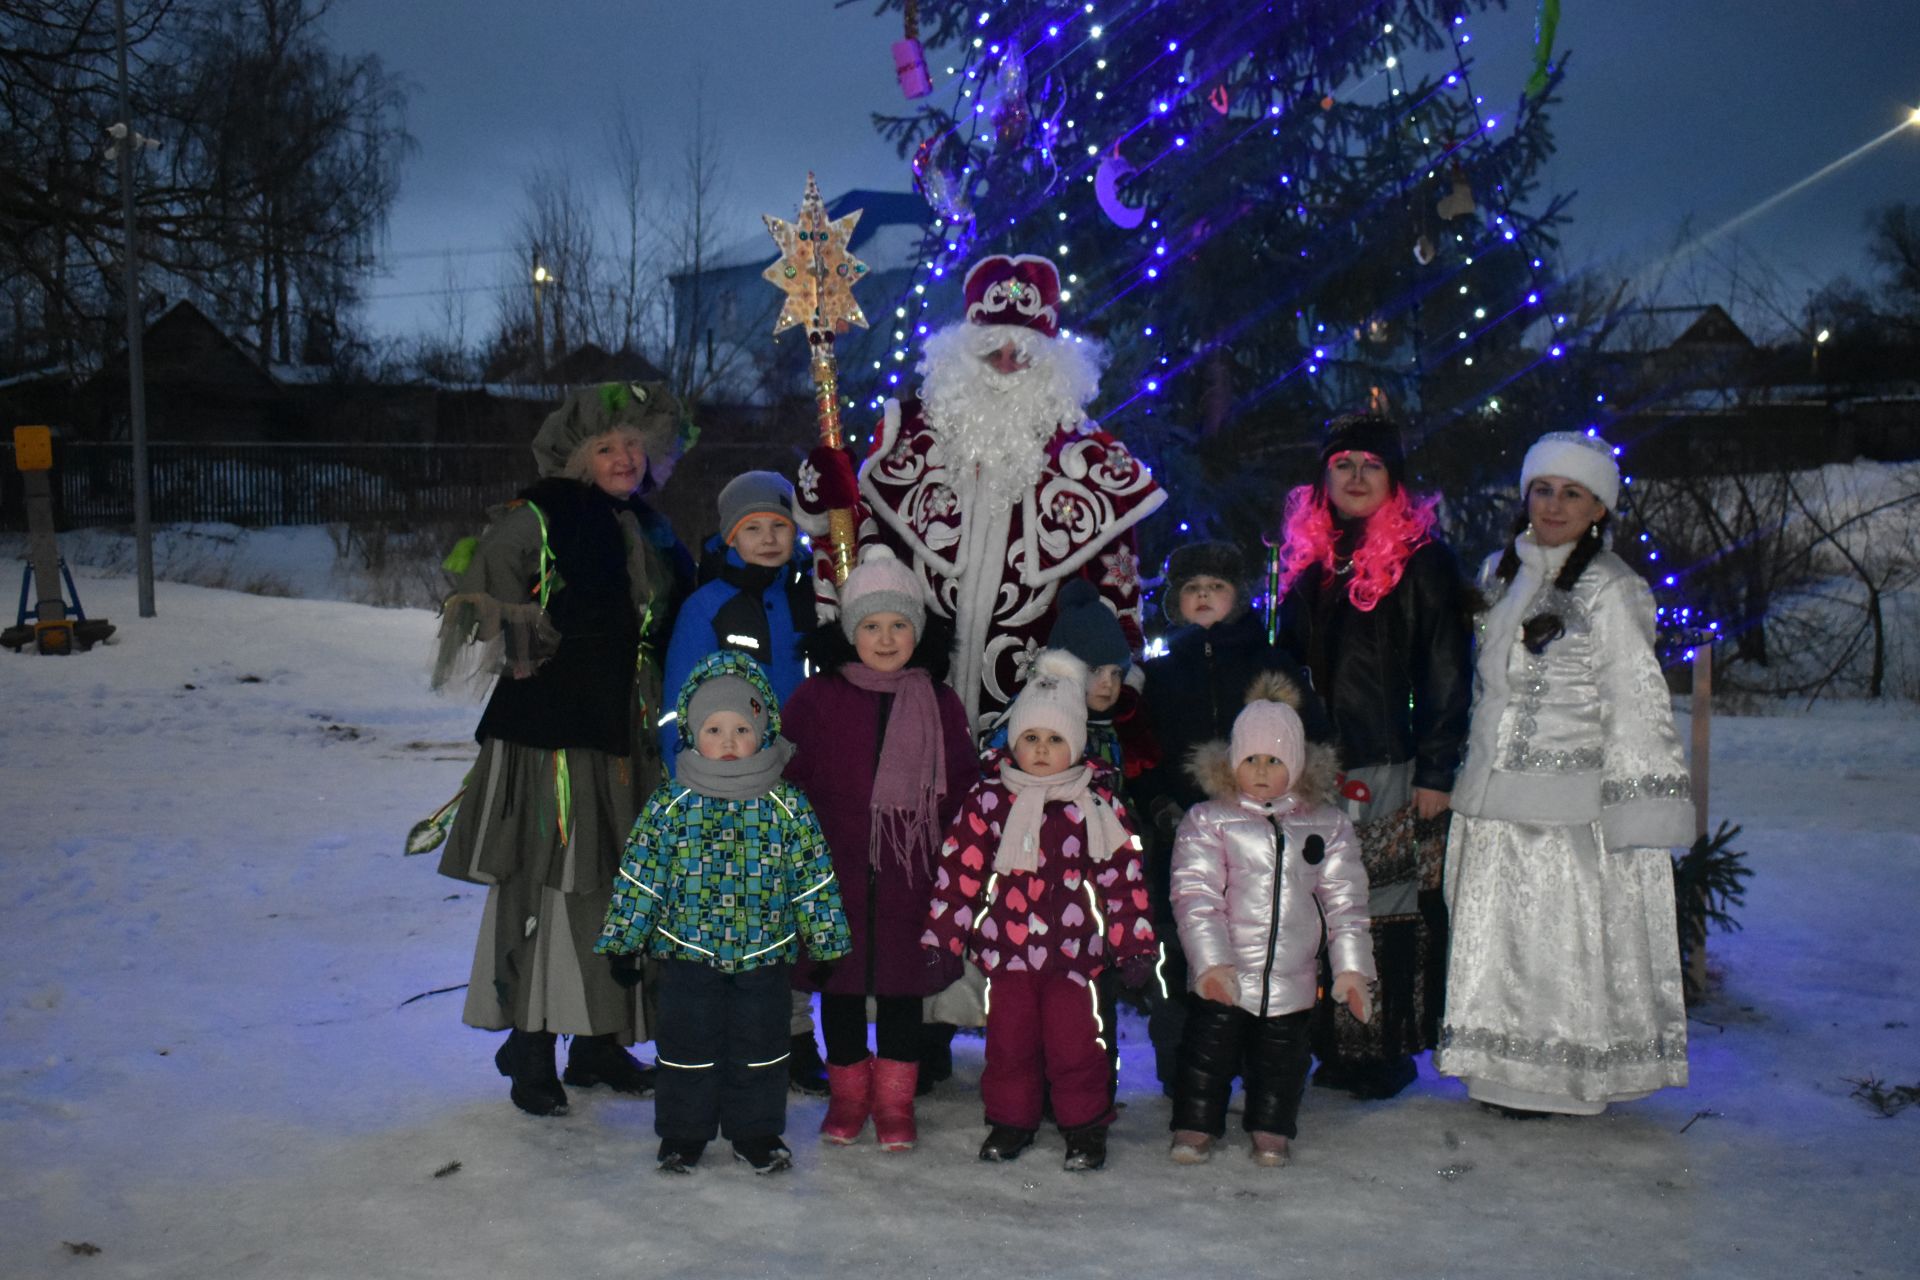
[
  {"xmin": 656, "ymin": 1138, "xmax": 706, "ymax": 1174},
  {"xmin": 819, "ymin": 1058, "xmax": 874, "ymax": 1145},
  {"xmin": 495, "ymin": 1029, "xmax": 567, "ymax": 1117},
  {"xmin": 789, "ymin": 1033, "xmax": 830, "ymax": 1098},
  {"xmin": 1169, "ymin": 1130, "xmax": 1214, "ymax": 1165},
  {"xmin": 562, "ymin": 1034, "xmax": 656, "ymax": 1096},
  {"xmin": 978, "ymin": 1124, "xmax": 1037, "ymax": 1162},
  {"xmin": 1251, "ymin": 1132, "xmax": 1291, "ymax": 1168},
  {"xmin": 732, "ymin": 1136, "xmax": 794, "ymax": 1175},
  {"xmin": 871, "ymin": 1058, "xmax": 920, "ymax": 1151},
  {"xmin": 1061, "ymin": 1123, "xmax": 1108, "ymax": 1172},
  {"xmin": 1342, "ymin": 1054, "xmax": 1418, "ymax": 1101}
]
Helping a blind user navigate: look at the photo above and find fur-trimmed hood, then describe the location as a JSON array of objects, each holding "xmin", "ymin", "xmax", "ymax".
[{"xmin": 1184, "ymin": 666, "xmax": 1340, "ymax": 805}]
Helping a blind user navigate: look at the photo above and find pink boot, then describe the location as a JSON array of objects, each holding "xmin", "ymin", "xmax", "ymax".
[
  {"xmin": 871, "ymin": 1058, "xmax": 920, "ymax": 1152},
  {"xmin": 819, "ymin": 1059, "xmax": 873, "ymax": 1145}
]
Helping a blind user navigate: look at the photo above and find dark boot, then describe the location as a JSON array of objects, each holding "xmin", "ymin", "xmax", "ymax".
[
  {"xmin": 731, "ymin": 1136, "xmax": 794, "ymax": 1175},
  {"xmin": 917, "ymin": 1020, "xmax": 955, "ymax": 1096},
  {"xmin": 656, "ymin": 1138, "xmax": 706, "ymax": 1174},
  {"xmin": 788, "ymin": 1033, "xmax": 830, "ymax": 1097},
  {"xmin": 562, "ymin": 1034, "xmax": 657, "ymax": 1096},
  {"xmin": 1343, "ymin": 1055, "xmax": 1419, "ymax": 1101},
  {"xmin": 1061, "ymin": 1123, "xmax": 1108, "ymax": 1172},
  {"xmin": 494, "ymin": 1029, "xmax": 567, "ymax": 1117},
  {"xmin": 977, "ymin": 1124, "xmax": 1036, "ymax": 1162}
]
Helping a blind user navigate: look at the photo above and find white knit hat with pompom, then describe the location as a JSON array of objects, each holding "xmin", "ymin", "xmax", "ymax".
[{"xmin": 1007, "ymin": 649, "xmax": 1091, "ymax": 762}]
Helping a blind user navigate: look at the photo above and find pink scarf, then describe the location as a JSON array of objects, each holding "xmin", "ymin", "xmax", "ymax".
[
  {"xmin": 994, "ymin": 760, "xmax": 1134, "ymax": 875},
  {"xmin": 840, "ymin": 662, "xmax": 946, "ymax": 873}
]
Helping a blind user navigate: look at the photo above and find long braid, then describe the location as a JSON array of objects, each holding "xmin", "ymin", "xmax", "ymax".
[{"xmin": 1498, "ymin": 511, "xmax": 1611, "ymax": 655}]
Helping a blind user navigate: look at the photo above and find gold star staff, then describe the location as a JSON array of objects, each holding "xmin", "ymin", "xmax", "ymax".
[{"xmin": 763, "ymin": 173, "xmax": 869, "ymax": 584}]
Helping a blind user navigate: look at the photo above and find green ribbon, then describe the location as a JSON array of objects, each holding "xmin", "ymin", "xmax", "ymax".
[{"xmin": 1526, "ymin": 0, "xmax": 1562, "ymax": 99}]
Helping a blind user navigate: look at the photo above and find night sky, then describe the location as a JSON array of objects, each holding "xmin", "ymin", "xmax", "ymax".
[{"xmin": 323, "ymin": 0, "xmax": 1920, "ymax": 344}]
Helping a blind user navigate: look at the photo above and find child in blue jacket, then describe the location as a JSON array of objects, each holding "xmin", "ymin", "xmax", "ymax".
[
  {"xmin": 659, "ymin": 471, "xmax": 814, "ymax": 763},
  {"xmin": 599, "ymin": 651, "xmax": 850, "ymax": 1175}
]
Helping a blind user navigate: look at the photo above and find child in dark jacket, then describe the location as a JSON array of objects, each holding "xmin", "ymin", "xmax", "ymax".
[
  {"xmin": 1135, "ymin": 539, "xmax": 1337, "ymax": 1093},
  {"xmin": 1168, "ymin": 676, "xmax": 1374, "ymax": 1168},
  {"xmin": 925, "ymin": 651, "xmax": 1156, "ymax": 1172},
  {"xmin": 783, "ymin": 547, "xmax": 980, "ymax": 1152},
  {"xmin": 598, "ymin": 651, "xmax": 850, "ymax": 1176}
]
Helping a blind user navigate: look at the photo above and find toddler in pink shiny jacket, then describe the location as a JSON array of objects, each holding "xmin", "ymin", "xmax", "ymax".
[{"xmin": 1167, "ymin": 674, "xmax": 1376, "ymax": 1167}]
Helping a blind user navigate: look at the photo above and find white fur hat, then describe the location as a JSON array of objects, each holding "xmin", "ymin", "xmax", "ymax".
[
  {"xmin": 1007, "ymin": 649, "xmax": 1090, "ymax": 762},
  {"xmin": 1520, "ymin": 431, "xmax": 1621, "ymax": 512}
]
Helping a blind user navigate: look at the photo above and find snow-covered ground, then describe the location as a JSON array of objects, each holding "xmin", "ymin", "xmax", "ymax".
[{"xmin": 3, "ymin": 567, "xmax": 1918, "ymax": 1279}]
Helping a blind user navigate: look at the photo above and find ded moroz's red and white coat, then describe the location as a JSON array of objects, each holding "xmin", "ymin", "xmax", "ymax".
[{"xmin": 814, "ymin": 394, "xmax": 1164, "ymax": 732}]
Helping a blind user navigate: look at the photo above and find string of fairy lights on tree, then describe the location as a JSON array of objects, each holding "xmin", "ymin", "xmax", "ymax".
[{"xmin": 852, "ymin": 0, "xmax": 1716, "ymax": 661}]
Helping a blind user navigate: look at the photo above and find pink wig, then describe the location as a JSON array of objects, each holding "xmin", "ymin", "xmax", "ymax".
[{"xmin": 1275, "ymin": 482, "xmax": 1440, "ymax": 613}]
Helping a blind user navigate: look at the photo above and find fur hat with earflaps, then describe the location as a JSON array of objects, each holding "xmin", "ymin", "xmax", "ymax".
[
  {"xmin": 1160, "ymin": 540, "xmax": 1251, "ymax": 624},
  {"xmin": 1186, "ymin": 670, "xmax": 1340, "ymax": 805}
]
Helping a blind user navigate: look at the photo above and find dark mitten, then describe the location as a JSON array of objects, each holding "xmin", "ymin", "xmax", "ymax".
[
  {"xmin": 1119, "ymin": 952, "xmax": 1155, "ymax": 990},
  {"xmin": 808, "ymin": 960, "xmax": 838, "ymax": 988},
  {"xmin": 798, "ymin": 445, "xmax": 860, "ymax": 513},
  {"xmin": 607, "ymin": 953, "xmax": 645, "ymax": 989}
]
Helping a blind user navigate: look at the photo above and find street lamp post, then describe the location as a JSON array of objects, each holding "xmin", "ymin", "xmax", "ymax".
[
  {"xmin": 111, "ymin": 0, "xmax": 156, "ymax": 618},
  {"xmin": 532, "ymin": 256, "xmax": 551, "ymax": 381}
]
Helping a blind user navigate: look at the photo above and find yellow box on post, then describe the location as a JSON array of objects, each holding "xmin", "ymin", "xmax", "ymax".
[{"xmin": 14, "ymin": 425, "xmax": 53, "ymax": 472}]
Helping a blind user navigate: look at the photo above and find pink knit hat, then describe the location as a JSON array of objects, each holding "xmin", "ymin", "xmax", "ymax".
[
  {"xmin": 838, "ymin": 546, "xmax": 927, "ymax": 640},
  {"xmin": 1229, "ymin": 698, "xmax": 1305, "ymax": 785}
]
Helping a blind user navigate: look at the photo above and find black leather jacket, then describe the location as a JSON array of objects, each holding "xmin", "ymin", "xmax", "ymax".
[{"xmin": 1275, "ymin": 536, "xmax": 1472, "ymax": 793}]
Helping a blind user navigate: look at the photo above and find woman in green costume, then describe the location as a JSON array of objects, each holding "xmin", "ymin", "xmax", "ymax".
[{"xmin": 431, "ymin": 382, "xmax": 694, "ymax": 1116}]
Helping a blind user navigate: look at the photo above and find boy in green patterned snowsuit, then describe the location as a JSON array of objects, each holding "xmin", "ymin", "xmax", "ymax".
[{"xmin": 599, "ymin": 651, "xmax": 850, "ymax": 1174}]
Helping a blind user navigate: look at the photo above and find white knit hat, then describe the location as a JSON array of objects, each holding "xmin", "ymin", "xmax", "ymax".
[
  {"xmin": 838, "ymin": 546, "xmax": 927, "ymax": 640},
  {"xmin": 1520, "ymin": 431, "xmax": 1621, "ymax": 512},
  {"xmin": 1007, "ymin": 650, "xmax": 1090, "ymax": 762},
  {"xmin": 1229, "ymin": 698, "xmax": 1305, "ymax": 786}
]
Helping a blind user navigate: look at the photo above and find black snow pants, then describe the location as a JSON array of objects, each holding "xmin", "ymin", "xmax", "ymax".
[
  {"xmin": 1170, "ymin": 1001, "xmax": 1312, "ymax": 1139},
  {"xmin": 653, "ymin": 958, "xmax": 790, "ymax": 1143}
]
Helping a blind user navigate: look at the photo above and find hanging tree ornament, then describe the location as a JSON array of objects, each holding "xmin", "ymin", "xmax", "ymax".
[
  {"xmin": 912, "ymin": 135, "xmax": 972, "ymax": 224},
  {"xmin": 762, "ymin": 174, "xmax": 869, "ymax": 583},
  {"xmin": 981, "ymin": 45, "xmax": 1030, "ymax": 151},
  {"xmin": 1094, "ymin": 144, "xmax": 1147, "ymax": 229},
  {"xmin": 893, "ymin": 0, "xmax": 932, "ymax": 99},
  {"xmin": 1436, "ymin": 163, "xmax": 1477, "ymax": 221}
]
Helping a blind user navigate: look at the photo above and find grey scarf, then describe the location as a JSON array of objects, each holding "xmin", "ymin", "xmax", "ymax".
[{"xmin": 672, "ymin": 737, "xmax": 796, "ymax": 801}]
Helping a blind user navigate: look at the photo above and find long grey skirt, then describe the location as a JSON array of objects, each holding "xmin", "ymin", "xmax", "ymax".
[{"xmin": 440, "ymin": 737, "xmax": 655, "ymax": 1041}]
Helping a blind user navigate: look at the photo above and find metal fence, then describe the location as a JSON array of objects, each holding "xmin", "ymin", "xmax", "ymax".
[{"xmin": 3, "ymin": 442, "xmax": 533, "ymax": 530}]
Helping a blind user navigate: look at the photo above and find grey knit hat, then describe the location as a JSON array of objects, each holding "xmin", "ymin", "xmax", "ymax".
[
  {"xmin": 838, "ymin": 546, "xmax": 927, "ymax": 640},
  {"xmin": 1161, "ymin": 540, "xmax": 1249, "ymax": 624},
  {"xmin": 717, "ymin": 470, "xmax": 796, "ymax": 545},
  {"xmin": 686, "ymin": 673, "xmax": 771, "ymax": 745}
]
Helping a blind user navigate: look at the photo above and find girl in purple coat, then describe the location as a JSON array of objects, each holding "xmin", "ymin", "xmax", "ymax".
[
  {"xmin": 783, "ymin": 548, "xmax": 979, "ymax": 1152},
  {"xmin": 924, "ymin": 651, "xmax": 1157, "ymax": 1172}
]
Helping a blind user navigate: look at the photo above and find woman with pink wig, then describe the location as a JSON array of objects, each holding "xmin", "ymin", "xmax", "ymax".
[{"xmin": 1273, "ymin": 414, "xmax": 1473, "ymax": 1100}]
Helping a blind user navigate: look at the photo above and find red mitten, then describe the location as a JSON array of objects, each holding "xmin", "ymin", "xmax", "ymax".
[{"xmin": 797, "ymin": 445, "xmax": 859, "ymax": 514}]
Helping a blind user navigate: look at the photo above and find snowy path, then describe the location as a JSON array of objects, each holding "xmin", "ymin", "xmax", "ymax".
[{"xmin": 3, "ymin": 573, "xmax": 1916, "ymax": 1278}]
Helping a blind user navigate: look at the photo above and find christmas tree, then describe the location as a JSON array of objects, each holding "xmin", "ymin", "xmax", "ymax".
[{"xmin": 862, "ymin": 0, "xmax": 1578, "ymax": 568}]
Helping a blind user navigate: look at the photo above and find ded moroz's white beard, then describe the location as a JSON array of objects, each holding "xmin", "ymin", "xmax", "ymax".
[{"xmin": 918, "ymin": 322, "xmax": 1107, "ymax": 511}]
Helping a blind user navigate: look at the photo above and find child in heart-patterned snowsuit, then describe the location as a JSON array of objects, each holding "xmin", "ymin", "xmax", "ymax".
[{"xmin": 923, "ymin": 651, "xmax": 1157, "ymax": 1171}]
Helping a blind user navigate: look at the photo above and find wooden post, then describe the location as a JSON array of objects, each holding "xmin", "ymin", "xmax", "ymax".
[
  {"xmin": 1690, "ymin": 644, "xmax": 1711, "ymax": 839},
  {"xmin": 15, "ymin": 426, "xmax": 71, "ymax": 654},
  {"xmin": 1685, "ymin": 643, "xmax": 1712, "ymax": 997}
]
